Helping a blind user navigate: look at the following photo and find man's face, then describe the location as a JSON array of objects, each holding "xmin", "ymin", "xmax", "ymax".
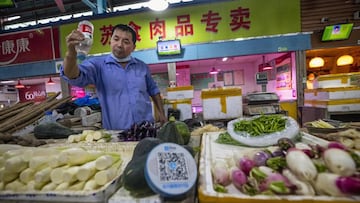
[{"xmin": 110, "ymin": 29, "xmax": 136, "ymax": 59}]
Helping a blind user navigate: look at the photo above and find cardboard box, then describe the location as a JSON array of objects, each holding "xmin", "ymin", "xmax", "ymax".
[
  {"xmin": 304, "ymin": 99, "xmax": 360, "ymax": 112},
  {"xmin": 313, "ymin": 72, "xmax": 360, "ymax": 88},
  {"xmin": 167, "ymin": 86, "xmax": 194, "ymax": 100},
  {"xmin": 304, "ymin": 87, "xmax": 360, "ymax": 100},
  {"xmin": 201, "ymin": 87, "xmax": 242, "ymax": 120},
  {"xmin": 164, "ymin": 99, "xmax": 193, "ymax": 121}
]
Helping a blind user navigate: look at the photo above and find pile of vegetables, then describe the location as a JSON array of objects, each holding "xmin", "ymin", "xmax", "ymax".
[
  {"xmin": 212, "ymin": 137, "xmax": 360, "ymax": 197},
  {"xmin": 67, "ymin": 130, "xmax": 112, "ymax": 143},
  {"xmin": 227, "ymin": 115, "xmax": 300, "ymax": 147},
  {"xmin": 233, "ymin": 114, "xmax": 286, "ymax": 136},
  {"xmin": 0, "ymin": 146, "xmax": 122, "ymax": 192},
  {"xmin": 117, "ymin": 121, "xmax": 158, "ymax": 141}
]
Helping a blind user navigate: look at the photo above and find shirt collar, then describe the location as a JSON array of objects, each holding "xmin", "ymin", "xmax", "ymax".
[{"xmin": 105, "ymin": 54, "xmax": 136, "ymax": 64}]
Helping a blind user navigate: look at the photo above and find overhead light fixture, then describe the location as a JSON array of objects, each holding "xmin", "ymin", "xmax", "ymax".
[
  {"xmin": 0, "ymin": 80, "xmax": 15, "ymax": 84},
  {"xmin": 337, "ymin": 55, "xmax": 354, "ymax": 66},
  {"xmin": 7, "ymin": 15, "xmax": 21, "ymax": 21},
  {"xmin": 15, "ymin": 80, "xmax": 25, "ymax": 89},
  {"xmin": 148, "ymin": 0, "xmax": 168, "ymax": 11},
  {"xmin": 262, "ymin": 55, "xmax": 273, "ymax": 70},
  {"xmin": 47, "ymin": 77, "xmax": 55, "ymax": 85},
  {"xmin": 209, "ymin": 67, "xmax": 219, "ymax": 75},
  {"xmin": 309, "ymin": 57, "xmax": 324, "ymax": 68}
]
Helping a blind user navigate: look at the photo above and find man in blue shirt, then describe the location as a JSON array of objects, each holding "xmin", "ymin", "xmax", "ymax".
[{"xmin": 60, "ymin": 24, "xmax": 166, "ymax": 130}]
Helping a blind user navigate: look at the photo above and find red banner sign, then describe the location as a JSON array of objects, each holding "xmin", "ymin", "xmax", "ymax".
[
  {"xmin": 18, "ymin": 84, "xmax": 47, "ymax": 103},
  {"xmin": 0, "ymin": 27, "xmax": 60, "ymax": 66}
]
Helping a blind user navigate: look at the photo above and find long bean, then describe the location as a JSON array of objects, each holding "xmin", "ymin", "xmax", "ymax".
[{"xmin": 233, "ymin": 115, "xmax": 286, "ymax": 136}]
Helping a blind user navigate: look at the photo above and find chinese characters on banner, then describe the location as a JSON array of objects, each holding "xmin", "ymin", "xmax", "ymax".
[
  {"xmin": 0, "ymin": 27, "xmax": 60, "ymax": 66},
  {"xmin": 96, "ymin": 6, "xmax": 251, "ymax": 48}
]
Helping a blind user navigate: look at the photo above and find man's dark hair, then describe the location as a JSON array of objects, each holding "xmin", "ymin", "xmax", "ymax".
[{"xmin": 111, "ymin": 24, "xmax": 137, "ymax": 45}]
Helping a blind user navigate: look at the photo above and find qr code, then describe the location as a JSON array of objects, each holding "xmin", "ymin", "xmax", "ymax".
[{"xmin": 157, "ymin": 152, "xmax": 189, "ymax": 182}]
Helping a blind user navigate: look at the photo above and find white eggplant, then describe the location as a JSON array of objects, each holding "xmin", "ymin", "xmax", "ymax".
[
  {"xmin": 211, "ymin": 160, "xmax": 231, "ymax": 186},
  {"xmin": 314, "ymin": 173, "xmax": 343, "ymax": 196},
  {"xmin": 286, "ymin": 149, "xmax": 317, "ymax": 182},
  {"xmin": 282, "ymin": 169, "xmax": 315, "ymax": 195},
  {"xmin": 322, "ymin": 148, "xmax": 356, "ymax": 176}
]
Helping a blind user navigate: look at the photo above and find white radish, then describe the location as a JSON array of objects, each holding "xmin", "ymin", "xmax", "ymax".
[
  {"xmin": 77, "ymin": 160, "xmax": 97, "ymax": 181},
  {"xmin": 29, "ymin": 156, "xmax": 50, "ymax": 170},
  {"xmin": 0, "ymin": 156, "xmax": 5, "ymax": 168},
  {"xmin": 41, "ymin": 182, "xmax": 58, "ymax": 191},
  {"xmin": 0, "ymin": 144, "xmax": 23, "ymax": 155},
  {"xmin": 93, "ymin": 131, "xmax": 103, "ymax": 140},
  {"xmin": 94, "ymin": 160, "xmax": 122, "ymax": 185},
  {"xmin": 84, "ymin": 179, "xmax": 100, "ymax": 190},
  {"xmin": 50, "ymin": 165, "xmax": 70, "ymax": 184},
  {"xmin": 62, "ymin": 166, "xmax": 80, "ymax": 183},
  {"xmin": 5, "ymin": 179, "xmax": 26, "ymax": 191},
  {"xmin": 49, "ymin": 155, "xmax": 67, "ymax": 168},
  {"xmin": 4, "ymin": 155, "xmax": 28, "ymax": 173},
  {"xmin": 55, "ymin": 182, "xmax": 70, "ymax": 190},
  {"xmin": 286, "ymin": 149, "xmax": 317, "ymax": 182},
  {"xmin": 67, "ymin": 135, "xmax": 77, "ymax": 143},
  {"xmin": 19, "ymin": 168, "xmax": 36, "ymax": 183},
  {"xmin": 95, "ymin": 154, "xmax": 120, "ymax": 170},
  {"xmin": 323, "ymin": 148, "xmax": 356, "ymax": 176},
  {"xmin": 34, "ymin": 167, "xmax": 52, "ymax": 184},
  {"xmin": 69, "ymin": 181, "xmax": 85, "ymax": 190},
  {"xmin": 0, "ymin": 167, "xmax": 19, "ymax": 183}
]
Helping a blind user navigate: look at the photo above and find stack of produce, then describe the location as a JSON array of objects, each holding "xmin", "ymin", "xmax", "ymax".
[
  {"xmin": 305, "ymin": 119, "xmax": 360, "ymax": 150},
  {"xmin": 0, "ymin": 145, "xmax": 122, "ymax": 192},
  {"xmin": 211, "ymin": 135, "xmax": 360, "ymax": 197},
  {"xmin": 0, "ymin": 92, "xmax": 71, "ymax": 135},
  {"xmin": 67, "ymin": 129, "xmax": 112, "ymax": 143}
]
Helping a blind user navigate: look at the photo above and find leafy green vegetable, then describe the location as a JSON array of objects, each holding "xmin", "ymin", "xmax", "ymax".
[
  {"xmin": 213, "ymin": 183, "xmax": 228, "ymax": 193},
  {"xmin": 215, "ymin": 132, "xmax": 247, "ymax": 146},
  {"xmin": 266, "ymin": 156, "xmax": 287, "ymax": 171}
]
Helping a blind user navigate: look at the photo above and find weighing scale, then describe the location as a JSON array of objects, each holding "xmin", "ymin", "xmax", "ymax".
[{"xmin": 243, "ymin": 92, "xmax": 282, "ymax": 116}]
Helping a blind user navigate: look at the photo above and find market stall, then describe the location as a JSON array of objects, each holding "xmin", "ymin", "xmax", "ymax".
[{"xmin": 0, "ymin": 99, "xmax": 359, "ymax": 203}]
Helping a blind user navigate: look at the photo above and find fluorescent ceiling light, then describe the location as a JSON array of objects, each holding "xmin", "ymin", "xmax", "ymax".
[
  {"xmin": 7, "ymin": 15, "xmax": 20, "ymax": 21},
  {"xmin": 0, "ymin": 80, "xmax": 15, "ymax": 84}
]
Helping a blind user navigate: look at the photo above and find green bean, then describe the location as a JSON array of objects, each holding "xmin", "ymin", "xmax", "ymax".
[{"xmin": 233, "ymin": 115, "xmax": 287, "ymax": 137}]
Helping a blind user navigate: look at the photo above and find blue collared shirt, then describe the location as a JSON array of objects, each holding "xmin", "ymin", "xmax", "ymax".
[{"xmin": 60, "ymin": 55, "xmax": 160, "ymax": 130}]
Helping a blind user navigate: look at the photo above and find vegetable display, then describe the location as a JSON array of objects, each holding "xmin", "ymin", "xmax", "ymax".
[
  {"xmin": 233, "ymin": 114, "xmax": 286, "ymax": 136},
  {"xmin": 211, "ymin": 136, "xmax": 360, "ymax": 198},
  {"xmin": 0, "ymin": 145, "xmax": 122, "ymax": 192},
  {"xmin": 227, "ymin": 115, "xmax": 300, "ymax": 147},
  {"xmin": 67, "ymin": 130, "xmax": 112, "ymax": 143}
]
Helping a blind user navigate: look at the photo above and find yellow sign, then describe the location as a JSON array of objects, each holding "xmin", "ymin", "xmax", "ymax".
[{"xmin": 59, "ymin": 0, "xmax": 300, "ymax": 56}]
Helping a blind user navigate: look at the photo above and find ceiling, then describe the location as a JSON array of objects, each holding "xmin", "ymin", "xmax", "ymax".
[{"xmin": 0, "ymin": 0, "xmax": 149, "ymax": 28}]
